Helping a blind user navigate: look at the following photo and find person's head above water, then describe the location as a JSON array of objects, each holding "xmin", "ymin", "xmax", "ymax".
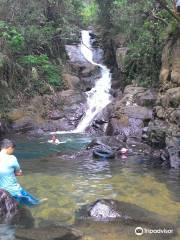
[
  {"xmin": 51, "ymin": 135, "xmax": 57, "ymax": 142},
  {"xmin": 0, "ymin": 139, "xmax": 16, "ymax": 155}
]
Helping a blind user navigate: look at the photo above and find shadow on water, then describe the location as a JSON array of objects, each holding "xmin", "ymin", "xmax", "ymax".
[{"xmin": 1, "ymin": 134, "xmax": 180, "ymax": 240}]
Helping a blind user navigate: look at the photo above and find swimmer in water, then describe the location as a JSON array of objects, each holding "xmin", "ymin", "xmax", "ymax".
[
  {"xmin": 49, "ymin": 135, "xmax": 60, "ymax": 144},
  {"xmin": 119, "ymin": 147, "xmax": 128, "ymax": 159}
]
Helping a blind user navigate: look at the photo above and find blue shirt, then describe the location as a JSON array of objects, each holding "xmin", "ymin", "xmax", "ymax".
[{"xmin": 0, "ymin": 151, "xmax": 22, "ymax": 196}]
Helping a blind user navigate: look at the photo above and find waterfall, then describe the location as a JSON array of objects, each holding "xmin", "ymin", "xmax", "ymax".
[
  {"xmin": 72, "ymin": 30, "xmax": 112, "ymax": 133},
  {"xmin": 50, "ymin": 30, "xmax": 112, "ymax": 135}
]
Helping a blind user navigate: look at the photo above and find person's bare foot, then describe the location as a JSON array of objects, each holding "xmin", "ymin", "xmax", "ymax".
[{"xmin": 39, "ymin": 198, "xmax": 48, "ymax": 203}]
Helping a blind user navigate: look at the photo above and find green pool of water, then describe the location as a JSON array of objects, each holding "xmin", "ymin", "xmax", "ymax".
[{"xmin": 1, "ymin": 134, "xmax": 180, "ymax": 240}]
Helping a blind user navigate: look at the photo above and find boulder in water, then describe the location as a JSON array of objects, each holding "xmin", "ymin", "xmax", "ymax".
[
  {"xmin": 0, "ymin": 189, "xmax": 34, "ymax": 227},
  {"xmin": 76, "ymin": 199, "xmax": 175, "ymax": 228},
  {"xmin": 0, "ymin": 189, "xmax": 18, "ymax": 223}
]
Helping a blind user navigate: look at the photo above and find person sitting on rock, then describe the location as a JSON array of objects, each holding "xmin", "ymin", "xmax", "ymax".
[{"xmin": 0, "ymin": 139, "xmax": 47, "ymax": 207}]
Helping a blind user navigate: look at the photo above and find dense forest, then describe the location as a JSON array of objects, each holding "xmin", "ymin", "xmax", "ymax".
[{"xmin": 0, "ymin": 0, "xmax": 179, "ymax": 115}]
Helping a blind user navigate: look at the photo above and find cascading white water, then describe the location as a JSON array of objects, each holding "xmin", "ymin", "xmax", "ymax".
[
  {"xmin": 73, "ymin": 30, "xmax": 112, "ymax": 133},
  {"xmin": 50, "ymin": 30, "xmax": 112, "ymax": 135}
]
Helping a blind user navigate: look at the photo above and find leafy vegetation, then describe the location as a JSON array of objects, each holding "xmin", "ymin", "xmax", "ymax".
[
  {"xmin": 82, "ymin": 1, "xmax": 98, "ymax": 25},
  {"xmin": 0, "ymin": 0, "xmax": 85, "ymax": 112},
  {"xmin": 95, "ymin": 0, "xmax": 179, "ymax": 87}
]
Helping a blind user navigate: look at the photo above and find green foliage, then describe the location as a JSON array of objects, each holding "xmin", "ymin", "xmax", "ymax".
[
  {"xmin": 0, "ymin": 0, "xmax": 85, "ymax": 111},
  {"xmin": 41, "ymin": 63, "xmax": 62, "ymax": 86},
  {"xmin": 0, "ymin": 20, "xmax": 24, "ymax": 51},
  {"xmin": 82, "ymin": 1, "xmax": 98, "ymax": 25},
  {"xmin": 20, "ymin": 54, "xmax": 62, "ymax": 87},
  {"xmin": 96, "ymin": 0, "xmax": 177, "ymax": 87},
  {"xmin": 20, "ymin": 55, "xmax": 49, "ymax": 66}
]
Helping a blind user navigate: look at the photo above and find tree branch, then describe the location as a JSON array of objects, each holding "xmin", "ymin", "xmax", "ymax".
[
  {"xmin": 157, "ymin": 0, "xmax": 180, "ymax": 22},
  {"xmin": 151, "ymin": 9, "xmax": 168, "ymax": 26}
]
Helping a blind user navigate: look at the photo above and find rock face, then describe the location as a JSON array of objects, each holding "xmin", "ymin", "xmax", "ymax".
[
  {"xmin": 15, "ymin": 226, "xmax": 82, "ymax": 240},
  {"xmin": 160, "ymin": 36, "xmax": 180, "ymax": 85},
  {"xmin": 65, "ymin": 44, "xmax": 100, "ymax": 90},
  {"xmin": 8, "ymin": 90, "xmax": 87, "ymax": 134},
  {"xmin": 147, "ymin": 34, "xmax": 180, "ymax": 169},
  {"xmin": 106, "ymin": 86, "xmax": 155, "ymax": 140}
]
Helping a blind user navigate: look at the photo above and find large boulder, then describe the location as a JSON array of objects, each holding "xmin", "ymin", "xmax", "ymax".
[
  {"xmin": 0, "ymin": 189, "xmax": 34, "ymax": 227},
  {"xmin": 63, "ymin": 74, "xmax": 80, "ymax": 89},
  {"xmin": 15, "ymin": 226, "xmax": 82, "ymax": 240},
  {"xmin": 0, "ymin": 189, "xmax": 18, "ymax": 223},
  {"xmin": 159, "ymin": 87, "xmax": 180, "ymax": 108},
  {"xmin": 135, "ymin": 89, "xmax": 157, "ymax": 107},
  {"xmin": 146, "ymin": 120, "xmax": 168, "ymax": 148},
  {"xmin": 106, "ymin": 117, "xmax": 144, "ymax": 139},
  {"xmin": 76, "ymin": 199, "xmax": 174, "ymax": 228}
]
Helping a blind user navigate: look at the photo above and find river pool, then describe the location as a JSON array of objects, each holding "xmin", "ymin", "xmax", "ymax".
[{"xmin": 0, "ymin": 133, "xmax": 180, "ymax": 240}]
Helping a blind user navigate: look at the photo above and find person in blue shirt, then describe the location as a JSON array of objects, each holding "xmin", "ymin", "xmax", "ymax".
[{"xmin": 0, "ymin": 139, "xmax": 47, "ymax": 207}]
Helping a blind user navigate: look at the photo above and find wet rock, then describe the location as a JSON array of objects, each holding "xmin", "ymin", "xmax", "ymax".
[
  {"xmin": 92, "ymin": 48, "xmax": 104, "ymax": 63},
  {"xmin": 111, "ymin": 79, "xmax": 121, "ymax": 89},
  {"xmin": 146, "ymin": 120, "xmax": 168, "ymax": 148},
  {"xmin": 0, "ymin": 189, "xmax": 18, "ymax": 223},
  {"xmin": 76, "ymin": 199, "xmax": 172, "ymax": 227},
  {"xmin": 149, "ymin": 149, "xmax": 170, "ymax": 168},
  {"xmin": 126, "ymin": 138, "xmax": 152, "ymax": 155},
  {"xmin": 86, "ymin": 139, "xmax": 112, "ymax": 152},
  {"xmin": 166, "ymin": 137, "xmax": 180, "ymax": 169},
  {"xmin": 65, "ymin": 45, "xmax": 98, "ymax": 76},
  {"xmin": 81, "ymin": 65, "xmax": 99, "ymax": 78},
  {"xmin": 0, "ymin": 189, "xmax": 34, "ymax": 227},
  {"xmin": 15, "ymin": 226, "xmax": 83, "ymax": 240},
  {"xmin": 65, "ymin": 45, "xmax": 87, "ymax": 66},
  {"xmin": 80, "ymin": 70, "xmax": 102, "ymax": 92}
]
